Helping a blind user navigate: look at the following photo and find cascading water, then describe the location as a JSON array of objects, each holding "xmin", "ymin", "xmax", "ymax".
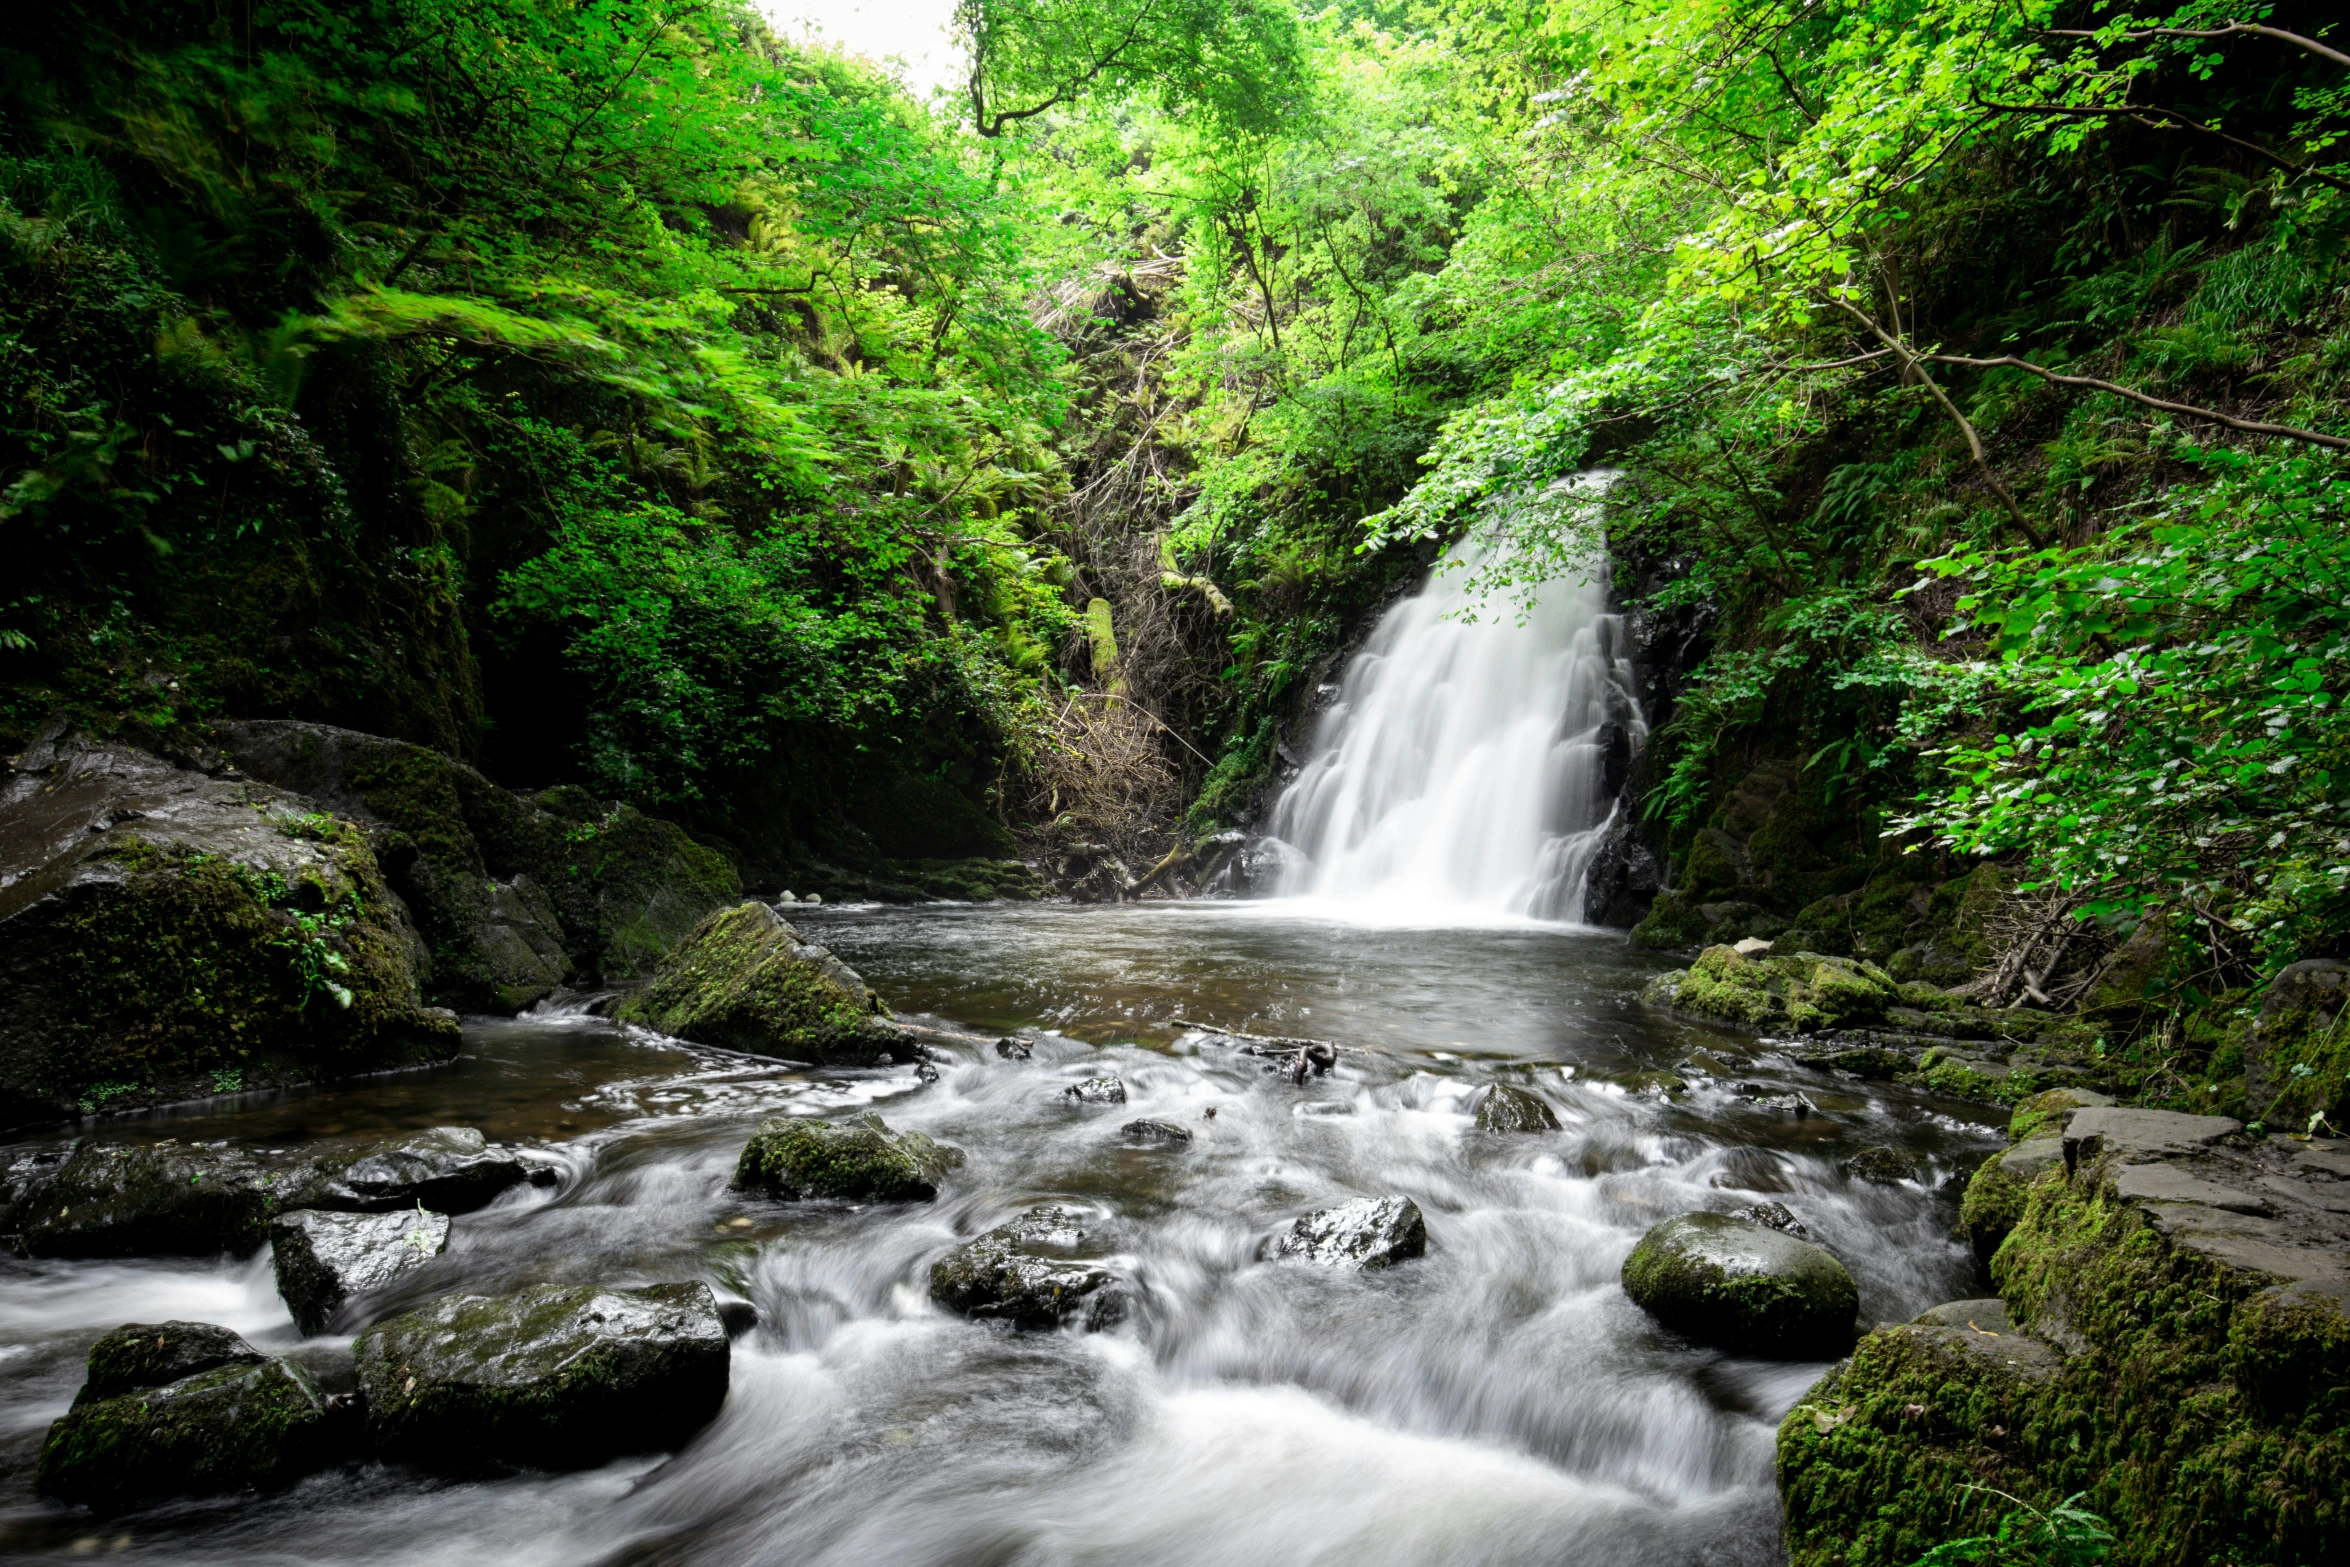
[{"xmin": 1266, "ymin": 476, "xmax": 1647, "ymax": 921}]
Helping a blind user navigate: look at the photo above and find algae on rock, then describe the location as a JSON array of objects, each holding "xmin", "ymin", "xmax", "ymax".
[
  {"xmin": 733, "ymin": 1113, "xmax": 961, "ymax": 1202},
  {"xmin": 616, "ymin": 900, "xmax": 915, "ymax": 1063}
]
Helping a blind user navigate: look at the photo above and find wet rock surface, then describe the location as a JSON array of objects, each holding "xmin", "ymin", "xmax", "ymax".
[
  {"xmin": 1119, "ymin": 1118, "xmax": 1192, "ymax": 1145},
  {"xmin": 39, "ymin": 1328, "xmax": 344, "ymax": 1514},
  {"xmin": 1621, "ymin": 1211, "xmax": 1857, "ymax": 1358},
  {"xmin": 1063, "ymin": 1075, "xmax": 1128, "ymax": 1105},
  {"xmin": 1840, "ymin": 1144, "xmax": 1920, "ymax": 1185},
  {"xmin": 1275, "ymin": 1195, "xmax": 1427, "ymax": 1270},
  {"xmin": 732, "ymin": 1113, "xmax": 961, "ymax": 1202},
  {"xmin": 355, "ymin": 1280, "xmax": 730, "ymax": 1471},
  {"xmin": 12, "ymin": 1141, "xmax": 275, "ymax": 1257},
  {"xmin": 281, "ymin": 1124, "xmax": 530, "ymax": 1214},
  {"xmin": 1474, "ymin": 1084, "xmax": 1561, "ymax": 1133},
  {"xmin": 1781, "ymin": 1109, "xmax": 2350, "ymax": 1567},
  {"xmin": 929, "ymin": 1205, "xmax": 1129, "ymax": 1330},
  {"xmin": 616, "ymin": 901, "xmax": 916, "ymax": 1064},
  {"xmin": 271, "ymin": 1206, "xmax": 451, "ymax": 1334},
  {"xmin": 0, "ymin": 732, "xmax": 458, "ymax": 1130}
]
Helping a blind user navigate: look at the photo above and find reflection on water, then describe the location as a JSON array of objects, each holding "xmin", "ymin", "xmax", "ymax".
[{"xmin": 0, "ymin": 902, "xmax": 2002, "ymax": 1565}]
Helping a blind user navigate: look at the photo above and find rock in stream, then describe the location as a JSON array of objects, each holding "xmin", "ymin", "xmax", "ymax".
[
  {"xmin": 271, "ymin": 1206, "xmax": 452, "ymax": 1334},
  {"xmin": 1276, "ymin": 1195, "xmax": 1428, "ymax": 1270},
  {"xmin": 1621, "ymin": 1211, "xmax": 1857, "ymax": 1358},
  {"xmin": 733, "ymin": 1113, "xmax": 961, "ymax": 1202},
  {"xmin": 930, "ymin": 1205, "xmax": 1130, "ymax": 1330}
]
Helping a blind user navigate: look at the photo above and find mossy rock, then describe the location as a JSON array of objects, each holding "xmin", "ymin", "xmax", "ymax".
[
  {"xmin": 2242, "ymin": 959, "xmax": 2350, "ymax": 1132},
  {"xmin": 1630, "ymin": 890, "xmax": 1711, "ymax": 949},
  {"xmin": 1475, "ymin": 1083, "xmax": 1561, "ymax": 1133},
  {"xmin": 355, "ymin": 1281, "xmax": 729, "ymax": 1471},
  {"xmin": 0, "ymin": 735, "xmax": 459, "ymax": 1130},
  {"xmin": 1955, "ymin": 1135, "xmax": 2062, "ymax": 1262},
  {"xmin": 15, "ymin": 1142, "xmax": 277, "ymax": 1258},
  {"xmin": 732, "ymin": 1112, "xmax": 961, "ymax": 1202},
  {"xmin": 39, "ymin": 1347, "xmax": 343, "ymax": 1515},
  {"xmin": 76, "ymin": 1321, "xmax": 265, "ymax": 1405},
  {"xmin": 1621, "ymin": 1211, "xmax": 1857, "ymax": 1357},
  {"xmin": 2007, "ymin": 1087, "xmax": 2117, "ymax": 1145},
  {"xmin": 929, "ymin": 1204, "xmax": 1128, "ymax": 1330},
  {"xmin": 1670, "ymin": 944, "xmax": 1900, "ymax": 1034},
  {"xmin": 615, "ymin": 901, "xmax": 913, "ymax": 1063}
]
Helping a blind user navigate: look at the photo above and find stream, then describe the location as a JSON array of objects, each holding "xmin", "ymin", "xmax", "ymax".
[{"xmin": 0, "ymin": 901, "xmax": 2004, "ymax": 1566}]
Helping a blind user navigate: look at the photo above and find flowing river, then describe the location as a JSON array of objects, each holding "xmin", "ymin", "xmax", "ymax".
[{"xmin": 0, "ymin": 902, "xmax": 2004, "ymax": 1566}]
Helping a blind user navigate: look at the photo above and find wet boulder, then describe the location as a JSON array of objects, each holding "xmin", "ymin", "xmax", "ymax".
[
  {"xmin": 732, "ymin": 1113, "xmax": 961, "ymax": 1202},
  {"xmin": 929, "ymin": 1205, "xmax": 1128, "ymax": 1330},
  {"xmin": 1475, "ymin": 1084, "xmax": 1561, "ymax": 1133},
  {"xmin": 0, "ymin": 731, "xmax": 459, "ymax": 1132},
  {"xmin": 1120, "ymin": 1118, "xmax": 1193, "ymax": 1146},
  {"xmin": 14, "ymin": 1141, "xmax": 274, "ymax": 1258},
  {"xmin": 271, "ymin": 1207, "xmax": 451, "ymax": 1335},
  {"xmin": 1621, "ymin": 1211, "xmax": 1857, "ymax": 1358},
  {"xmin": 1841, "ymin": 1145, "xmax": 1922, "ymax": 1185},
  {"xmin": 1276, "ymin": 1195, "xmax": 1428, "ymax": 1271},
  {"xmin": 39, "ymin": 1324, "xmax": 344, "ymax": 1514},
  {"xmin": 995, "ymin": 1036, "xmax": 1034, "ymax": 1060},
  {"xmin": 355, "ymin": 1280, "xmax": 729, "ymax": 1471},
  {"xmin": 1063, "ymin": 1075, "xmax": 1127, "ymax": 1105},
  {"xmin": 614, "ymin": 901, "xmax": 917, "ymax": 1064},
  {"xmin": 281, "ymin": 1125, "xmax": 529, "ymax": 1214},
  {"xmin": 1728, "ymin": 1201, "xmax": 1817, "ymax": 1241}
]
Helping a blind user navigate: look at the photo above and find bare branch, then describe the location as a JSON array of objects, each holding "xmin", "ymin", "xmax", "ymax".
[
  {"xmin": 2045, "ymin": 22, "xmax": 2350, "ymax": 72},
  {"xmin": 1920, "ymin": 354, "xmax": 2350, "ymax": 450}
]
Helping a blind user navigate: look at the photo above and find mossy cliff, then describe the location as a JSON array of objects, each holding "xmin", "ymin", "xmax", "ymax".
[
  {"xmin": 1778, "ymin": 1109, "xmax": 2350, "ymax": 1565},
  {"xmin": 0, "ymin": 733, "xmax": 456, "ymax": 1129}
]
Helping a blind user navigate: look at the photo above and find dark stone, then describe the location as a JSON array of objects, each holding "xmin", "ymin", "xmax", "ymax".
[
  {"xmin": 355, "ymin": 1280, "xmax": 730, "ymax": 1471},
  {"xmin": 1276, "ymin": 1195, "xmax": 1427, "ymax": 1270},
  {"xmin": 271, "ymin": 1207, "xmax": 451, "ymax": 1335},
  {"xmin": 1063, "ymin": 1076, "xmax": 1128, "ymax": 1105},
  {"xmin": 283, "ymin": 1125, "xmax": 529, "ymax": 1214},
  {"xmin": 39, "ymin": 1349, "xmax": 343, "ymax": 1514},
  {"xmin": 929, "ymin": 1205, "xmax": 1128, "ymax": 1330},
  {"xmin": 717, "ymin": 1299, "xmax": 758, "ymax": 1337},
  {"xmin": 994, "ymin": 1036, "xmax": 1033, "ymax": 1060},
  {"xmin": 2246, "ymin": 958, "xmax": 2350, "ymax": 1127},
  {"xmin": 1580, "ymin": 813, "xmax": 1664, "ymax": 929},
  {"xmin": 75, "ymin": 1321, "xmax": 266, "ymax": 1406},
  {"xmin": 1842, "ymin": 1145, "xmax": 1923, "ymax": 1185},
  {"xmin": 1727, "ymin": 1201, "xmax": 1816, "ymax": 1242},
  {"xmin": 16, "ymin": 1142, "xmax": 273, "ymax": 1258},
  {"xmin": 732, "ymin": 1113, "xmax": 961, "ymax": 1202},
  {"xmin": 1120, "ymin": 1118, "xmax": 1193, "ymax": 1145},
  {"xmin": 1621, "ymin": 1211, "xmax": 1857, "ymax": 1357},
  {"xmin": 1474, "ymin": 1084, "xmax": 1561, "ymax": 1134}
]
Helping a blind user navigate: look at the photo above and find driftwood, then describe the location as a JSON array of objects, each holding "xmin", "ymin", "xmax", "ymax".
[{"xmin": 1172, "ymin": 1017, "xmax": 1343, "ymax": 1084}]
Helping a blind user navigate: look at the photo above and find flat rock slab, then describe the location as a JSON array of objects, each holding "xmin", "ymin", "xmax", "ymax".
[
  {"xmin": 356, "ymin": 1280, "xmax": 729, "ymax": 1471},
  {"xmin": 930, "ymin": 1205, "xmax": 1128, "ymax": 1330},
  {"xmin": 297, "ymin": 1126, "xmax": 528, "ymax": 1213},
  {"xmin": 2112, "ymin": 1164, "xmax": 2275, "ymax": 1216},
  {"xmin": 40, "ymin": 1345, "xmax": 342, "ymax": 1514},
  {"xmin": 272, "ymin": 1207, "xmax": 452, "ymax": 1334},
  {"xmin": 1276, "ymin": 1195, "xmax": 1427, "ymax": 1270},
  {"xmin": 2063, "ymin": 1108, "xmax": 2240, "ymax": 1168},
  {"xmin": 16, "ymin": 1142, "xmax": 273, "ymax": 1258}
]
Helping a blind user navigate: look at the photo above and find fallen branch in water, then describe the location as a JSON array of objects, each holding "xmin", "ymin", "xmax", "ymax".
[{"xmin": 1171, "ymin": 1016, "xmax": 1344, "ymax": 1083}]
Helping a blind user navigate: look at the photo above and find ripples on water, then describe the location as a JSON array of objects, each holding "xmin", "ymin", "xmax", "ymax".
[{"xmin": 0, "ymin": 902, "xmax": 2003, "ymax": 1565}]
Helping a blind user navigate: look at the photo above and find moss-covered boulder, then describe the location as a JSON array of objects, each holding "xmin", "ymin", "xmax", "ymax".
[
  {"xmin": 0, "ymin": 734, "xmax": 459, "ymax": 1130},
  {"xmin": 929, "ymin": 1204, "xmax": 1129, "ymax": 1330},
  {"xmin": 615, "ymin": 901, "xmax": 914, "ymax": 1063},
  {"xmin": 271, "ymin": 1207, "xmax": 450, "ymax": 1335},
  {"xmin": 1955, "ymin": 1135, "xmax": 2063, "ymax": 1262},
  {"xmin": 1475, "ymin": 1084, "xmax": 1561, "ymax": 1133},
  {"xmin": 1654, "ymin": 944, "xmax": 1901, "ymax": 1034},
  {"xmin": 355, "ymin": 1280, "xmax": 729, "ymax": 1471},
  {"xmin": 732, "ymin": 1113, "xmax": 961, "ymax": 1202},
  {"xmin": 39, "ymin": 1325, "xmax": 345, "ymax": 1514},
  {"xmin": 216, "ymin": 720, "xmax": 741, "ymax": 1001},
  {"xmin": 1780, "ymin": 1112, "xmax": 2350, "ymax": 1566},
  {"xmin": 2006, "ymin": 1086, "xmax": 2116, "ymax": 1145},
  {"xmin": 14, "ymin": 1141, "xmax": 278, "ymax": 1257},
  {"xmin": 1622, "ymin": 1211, "xmax": 1857, "ymax": 1358},
  {"xmin": 2241, "ymin": 958, "xmax": 2350, "ymax": 1132}
]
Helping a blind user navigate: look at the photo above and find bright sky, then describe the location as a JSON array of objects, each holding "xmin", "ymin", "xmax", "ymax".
[{"xmin": 761, "ymin": 1, "xmax": 965, "ymax": 95}]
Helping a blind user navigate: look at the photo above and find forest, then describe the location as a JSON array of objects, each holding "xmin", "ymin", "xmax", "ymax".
[{"xmin": 2, "ymin": 2, "xmax": 2348, "ymax": 1564}]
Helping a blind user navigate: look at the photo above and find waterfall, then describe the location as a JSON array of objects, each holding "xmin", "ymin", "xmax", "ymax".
[{"xmin": 1264, "ymin": 479, "xmax": 1646, "ymax": 922}]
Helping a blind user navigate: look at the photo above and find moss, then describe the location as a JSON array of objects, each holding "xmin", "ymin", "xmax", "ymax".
[
  {"xmin": 1782, "ymin": 1151, "xmax": 2350, "ymax": 1566},
  {"xmin": 1630, "ymin": 889, "xmax": 1712, "ymax": 949},
  {"xmin": 37, "ymin": 1358, "xmax": 337, "ymax": 1514},
  {"xmin": 731, "ymin": 1113, "xmax": 960, "ymax": 1201},
  {"xmin": 566, "ymin": 806, "xmax": 741, "ymax": 982},
  {"xmin": 1682, "ymin": 829, "xmax": 1747, "ymax": 895},
  {"xmin": 615, "ymin": 900, "xmax": 898, "ymax": 1061},
  {"xmin": 1622, "ymin": 1212, "xmax": 1857, "ymax": 1357},
  {"xmin": 1672, "ymin": 944, "xmax": 1901, "ymax": 1034}
]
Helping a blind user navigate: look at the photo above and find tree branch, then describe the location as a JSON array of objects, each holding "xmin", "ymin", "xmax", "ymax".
[
  {"xmin": 1919, "ymin": 354, "xmax": 2350, "ymax": 450},
  {"xmin": 2046, "ymin": 22, "xmax": 2350, "ymax": 72}
]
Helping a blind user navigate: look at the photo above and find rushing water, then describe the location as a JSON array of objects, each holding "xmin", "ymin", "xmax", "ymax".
[
  {"xmin": 0, "ymin": 902, "xmax": 2003, "ymax": 1566},
  {"xmin": 1267, "ymin": 513, "xmax": 1646, "ymax": 922}
]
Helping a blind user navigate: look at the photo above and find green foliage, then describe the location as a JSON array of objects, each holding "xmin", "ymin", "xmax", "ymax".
[{"xmin": 1909, "ymin": 1490, "xmax": 2116, "ymax": 1566}]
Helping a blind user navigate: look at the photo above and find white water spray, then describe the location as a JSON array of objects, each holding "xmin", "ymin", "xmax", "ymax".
[{"xmin": 1266, "ymin": 478, "xmax": 1645, "ymax": 921}]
